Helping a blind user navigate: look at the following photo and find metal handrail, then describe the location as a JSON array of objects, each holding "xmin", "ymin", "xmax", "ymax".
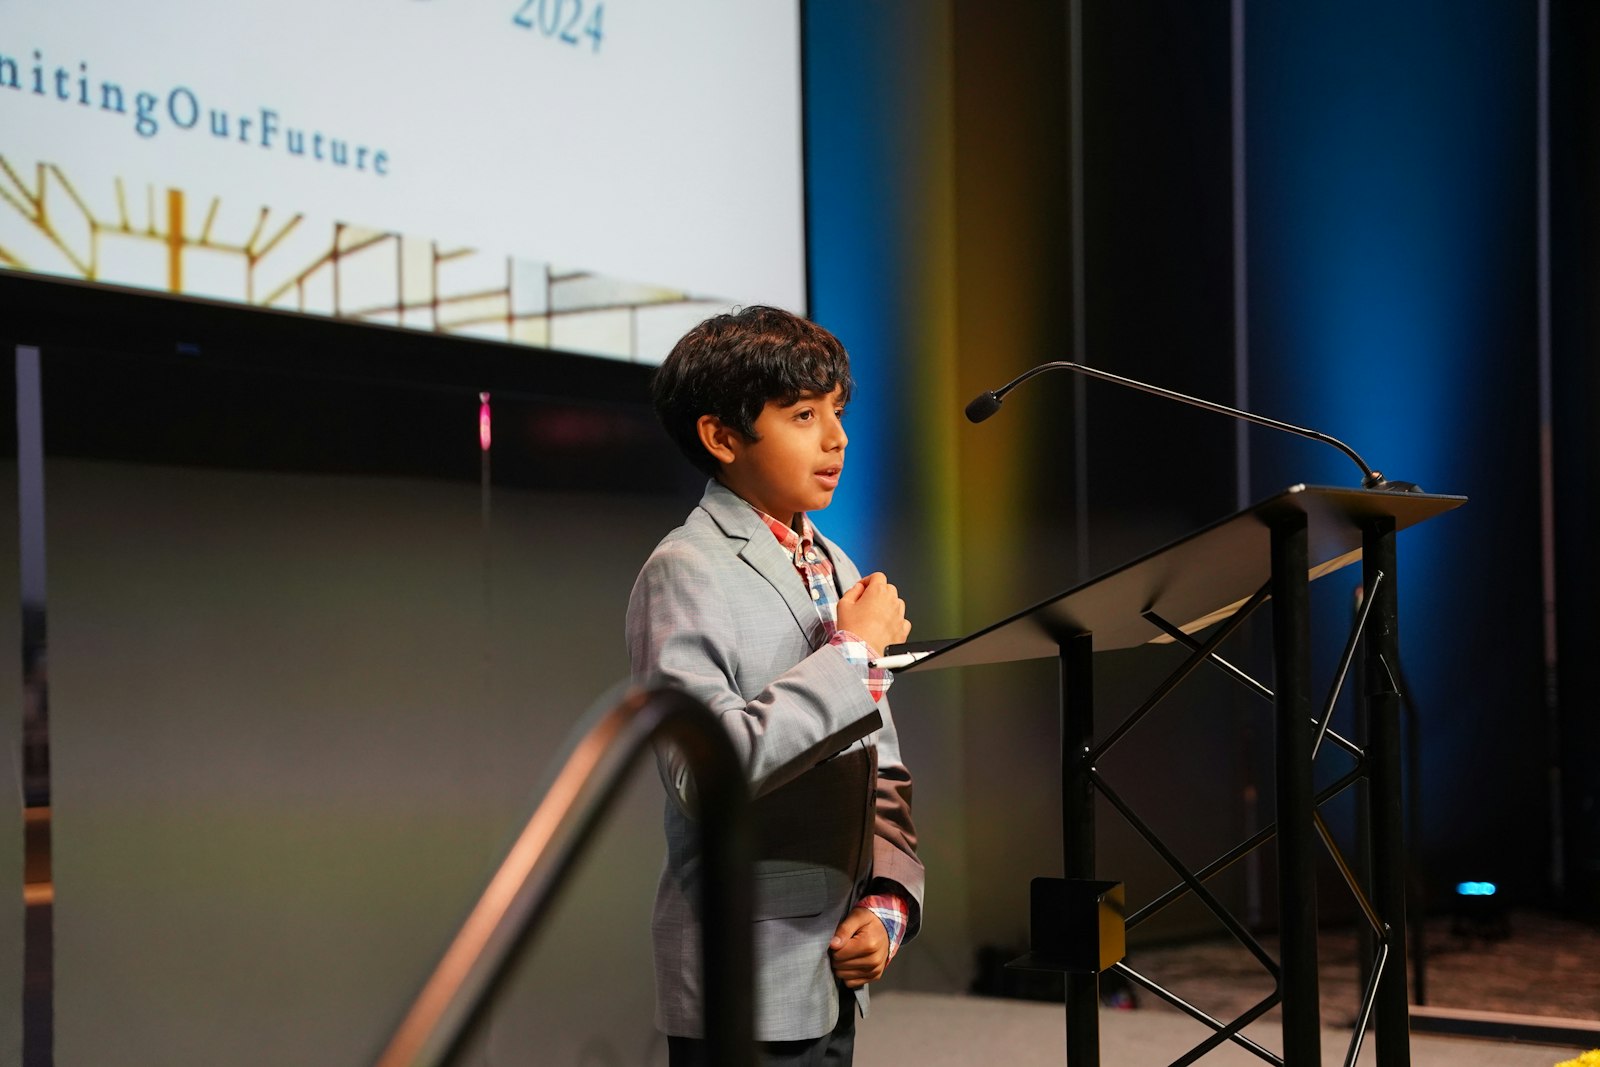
[{"xmin": 372, "ymin": 684, "xmax": 753, "ymax": 1067}]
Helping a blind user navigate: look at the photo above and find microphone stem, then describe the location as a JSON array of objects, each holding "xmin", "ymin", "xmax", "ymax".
[{"xmin": 996, "ymin": 361, "xmax": 1381, "ymax": 485}]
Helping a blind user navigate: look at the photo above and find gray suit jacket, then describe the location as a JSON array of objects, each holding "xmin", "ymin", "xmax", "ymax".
[{"xmin": 626, "ymin": 480, "xmax": 924, "ymax": 1041}]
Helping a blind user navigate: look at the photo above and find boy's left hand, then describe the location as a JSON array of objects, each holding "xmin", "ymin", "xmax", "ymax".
[{"xmin": 828, "ymin": 907, "xmax": 890, "ymax": 988}]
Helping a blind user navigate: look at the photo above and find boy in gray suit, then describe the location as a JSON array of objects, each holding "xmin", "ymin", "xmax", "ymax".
[{"xmin": 628, "ymin": 306, "xmax": 925, "ymax": 1066}]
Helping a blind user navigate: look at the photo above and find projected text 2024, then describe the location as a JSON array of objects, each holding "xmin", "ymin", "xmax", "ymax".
[{"xmin": 512, "ymin": 0, "xmax": 604, "ymax": 53}]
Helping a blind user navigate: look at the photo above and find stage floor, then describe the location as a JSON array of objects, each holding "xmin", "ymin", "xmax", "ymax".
[
  {"xmin": 1123, "ymin": 909, "xmax": 1600, "ymax": 1030},
  {"xmin": 862, "ymin": 909, "xmax": 1600, "ymax": 1065},
  {"xmin": 858, "ymin": 991, "xmax": 1590, "ymax": 1066}
]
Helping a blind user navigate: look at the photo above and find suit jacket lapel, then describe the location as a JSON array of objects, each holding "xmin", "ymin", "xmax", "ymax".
[{"xmin": 697, "ymin": 480, "xmax": 828, "ymax": 646}]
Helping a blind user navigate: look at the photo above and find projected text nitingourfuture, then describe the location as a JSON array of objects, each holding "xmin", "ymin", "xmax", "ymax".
[{"xmin": 0, "ymin": 48, "xmax": 391, "ymax": 176}]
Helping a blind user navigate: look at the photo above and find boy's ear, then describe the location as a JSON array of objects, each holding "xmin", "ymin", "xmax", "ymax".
[{"xmin": 696, "ymin": 414, "xmax": 740, "ymax": 467}]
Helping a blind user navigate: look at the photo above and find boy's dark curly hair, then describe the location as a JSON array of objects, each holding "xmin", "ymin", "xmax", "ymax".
[{"xmin": 651, "ymin": 306, "xmax": 855, "ymax": 476}]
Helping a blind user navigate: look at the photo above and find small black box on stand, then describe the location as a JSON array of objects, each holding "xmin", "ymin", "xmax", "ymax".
[{"xmin": 1009, "ymin": 878, "xmax": 1126, "ymax": 975}]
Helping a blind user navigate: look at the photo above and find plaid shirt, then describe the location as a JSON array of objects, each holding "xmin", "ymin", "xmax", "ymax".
[
  {"xmin": 756, "ymin": 510, "xmax": 892, "ymax": 702},
  {"xmin": 755, "ymin": 506, "xmax": 912, "ymax": 960}
]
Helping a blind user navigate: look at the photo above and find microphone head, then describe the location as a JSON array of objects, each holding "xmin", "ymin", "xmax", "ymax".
[
  {"xmin": 1363, "ymin": 472, "xmax": 1424, "ymax": 494},
  {"xmin": 965, "ymin": 391, "xmax": 1003, "ymax": 423}
]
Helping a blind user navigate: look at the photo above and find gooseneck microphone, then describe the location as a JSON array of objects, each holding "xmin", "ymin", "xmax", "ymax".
[{"xmin": 966, "ymin": 361, "xmax": 1420, "ymax": 493}]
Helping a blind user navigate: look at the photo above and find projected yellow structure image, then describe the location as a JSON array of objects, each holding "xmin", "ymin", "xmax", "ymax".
[{"xmin": 0, "ymin": 155, "xmax": 725, "ymax": 363}]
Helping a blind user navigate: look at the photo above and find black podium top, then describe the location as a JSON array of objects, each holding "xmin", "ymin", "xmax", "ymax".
[{"xmin": 901, "ymin": 484, "xmax": 1465, "ymax": 671}]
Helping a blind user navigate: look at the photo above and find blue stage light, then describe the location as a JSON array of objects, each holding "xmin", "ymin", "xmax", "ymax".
[{"xmin": 1455, "ymin": 881, "xmax": 1499, "ymax": 897}]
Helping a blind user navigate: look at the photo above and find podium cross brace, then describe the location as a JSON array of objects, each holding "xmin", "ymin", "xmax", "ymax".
[
  {"xmin": 1093, "ymin": 583, "xmax": 1272, "ymax": 762},
  {"xmin": 1141, "ymin": 609, "xmax": 1275, "ymax": 701}
]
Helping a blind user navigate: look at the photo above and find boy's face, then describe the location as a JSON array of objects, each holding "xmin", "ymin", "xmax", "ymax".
[{"xmin": 701, "ymin": 385, "xmax": 848, "ymax": 524}]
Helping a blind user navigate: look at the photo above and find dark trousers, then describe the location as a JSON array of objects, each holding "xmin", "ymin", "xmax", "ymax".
[{"xmin": 667, "ymin": 993, "xmax": 857, "ymax": 1067}]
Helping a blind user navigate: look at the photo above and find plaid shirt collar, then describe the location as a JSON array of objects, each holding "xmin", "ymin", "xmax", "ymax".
[
  {"xmin": 754, "ymin": 509, "xmax": 817, "ymax": 563},
  {"xmin": 751, "ymin": 508, "xmax": 843, "ymax": 634}
]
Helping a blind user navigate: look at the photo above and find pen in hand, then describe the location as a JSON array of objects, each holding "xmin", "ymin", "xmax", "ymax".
[{"xmin": 869, "ymin": 651, "xmax": 931, "ymax": 671}]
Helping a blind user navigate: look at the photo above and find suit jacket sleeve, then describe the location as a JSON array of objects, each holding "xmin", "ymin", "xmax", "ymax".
[
  {"xmin": 868, "ymin": 695, "xmax": 924, "ymax": 941},
  {"xmin": 628, "ymin": 536, "xmax": 886, "ymax": 808}
]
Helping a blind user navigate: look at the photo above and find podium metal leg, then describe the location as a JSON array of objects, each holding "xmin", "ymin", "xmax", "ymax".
[
  {"xmin": 1364, "ymin": 518, "xmax": 1413, "ymax": 1066},
  {"xmin": 1271, "ymin": 514, "xmax": 1322, "ymax": 1065},
  {"xmin": 1061, "ymin": 632, "xmax": 1098, "ymax": 1065}
]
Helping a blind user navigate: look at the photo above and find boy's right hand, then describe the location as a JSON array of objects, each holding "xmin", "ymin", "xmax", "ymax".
[{"xmin": 836, "ymin": 572, "xmax": 911, "ymax": 657}]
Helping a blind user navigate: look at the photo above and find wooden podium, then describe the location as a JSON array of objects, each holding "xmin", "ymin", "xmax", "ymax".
[{"xmin": 899, "ymin": 484, "xmax": 1465, "ymax": 1066}]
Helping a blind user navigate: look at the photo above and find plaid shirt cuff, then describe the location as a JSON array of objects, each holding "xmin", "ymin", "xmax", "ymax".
[
  {"xmin": 829, "ymin": 629, "xmax": 892, "ymax": 702},
  {"xmin": 858, "ymin": 888, "xmax": 911, "ymax": 960}
]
